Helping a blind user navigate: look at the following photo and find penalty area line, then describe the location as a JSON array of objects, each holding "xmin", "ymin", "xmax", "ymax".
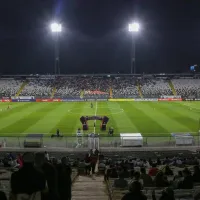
[{"xmin": 94, "ymin": 101, "xmax": 98, "ymax": 133}]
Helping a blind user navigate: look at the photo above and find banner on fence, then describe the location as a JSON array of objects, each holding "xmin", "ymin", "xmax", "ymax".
[
  {"xmin": 108, "ymin": 99, "xmax": 134, "ymax": 102},
  {"xmin": 12, "ymin": 99, "xmax": 36, "ymax": 102},
  {"xmin": 61, "ymin": 99, "xmax": 84, "ymax": 102},
  {"xmin": 134, "ymin": 98, "xmax": 158, "ymax": 101},
  {"xmin": 158, "ymin": 98, "xmax": 182, "ymax": 101},
  {"xmin": 0, "ymin": 99, "xmax": 11, "ymax": 102},
  {"xmin": 11, "ymin": 96, "xmax": 35, "ymax": 100},
  {"xmin": 160, "ymin": 95, "xmax": 181, "ymax": 99}
]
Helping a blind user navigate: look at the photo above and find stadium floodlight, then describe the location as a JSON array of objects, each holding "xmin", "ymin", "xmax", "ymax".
[
  {"xmin": 128, "ymin": 22, "xmax": 140, "ymax": 74},
  {"xmin": 128, "ymin": 22, "xmax": 139, "ymax": 32},
  {"xmin": 50, "ymin": 22, "xmax": 62, "ymax": 74},
  {"xmin": 50, "ymin": 23, "xmax": 62, "ymax": 32}
]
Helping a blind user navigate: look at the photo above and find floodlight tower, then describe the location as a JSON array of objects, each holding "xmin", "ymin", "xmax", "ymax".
[
  {"xmin": 50, "ymin": 22, "xmax": 62, "ymax": 75},
  {"xmin": 128, "ymin": 22, "xmax": 139, "ymax": 74}
]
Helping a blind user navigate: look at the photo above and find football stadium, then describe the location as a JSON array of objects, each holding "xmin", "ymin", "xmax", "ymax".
[{"xmin": 1, "ymin": 1, "xmax": 200, "ymax": 200}]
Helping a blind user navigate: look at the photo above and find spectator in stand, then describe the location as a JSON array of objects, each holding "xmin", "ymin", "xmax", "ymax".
[
  {"xmin": 57, "ymin": 157, "xmax": 72, "ymax": 200},
  {"xmin": 164, "ymin": 165, "xmax": 173, "ymax": 176},
  {"xmin": 148, "ymin": 163, "xmax": 159, "ymax": 176},
  {"xmin": 193, "ymin": 165, "xmax": 200, "ymax": 183},
  {"xmin": 154, "ymin": 171, "xmax": 169, "ymax": 187},
  {"xmin": 34, "ymin": 152, "xmax": 59, "ymax": 200},
  {"xmin": 152, "ymin": 188, "xmax": 175, "ymax": 200},
  {"xmin": 140, "ymin": 167, "xmax": 153, "ymax": 187},
  {"xmin": 109, "ymin": 168, "xmax": 118, "ymax": 178},
  {"xmin": 10, "ymin": 152, "xmax": 46, "ymax": 199},
  {"xmin": 90, "ymin": 151, "xmax": 98, "ymax": 175},
  {"xmin": 121, "ymin": 181, "xmax": 147, "ymax": 200},
  {"xmin": 120, "ymin": 167, "xmax": 130, "ymax": 178},
  {"xmin": 178, "ymin": 168, "xmax": 193, "ymax": 189},
  {"xmin": 44, "ymin": 151, "xmax": 50, "ymax": 161},
  {"xmin": 84, "ymin": 153, "xmax": 91, "ymax": 175},
  {"xmin": 0, "ymin": 191, "xmax": 7, "ymax": 200},
  {"xmin": 17, "ymin": 154, "xmax": 23, "ymax": 168},
  {"xmin": 113, "ymin": 172, "xmax": 128, "ymax": 188},
  {"xmin": 156, "ymin": 158, "xmax": 161, "ymax": 165}
]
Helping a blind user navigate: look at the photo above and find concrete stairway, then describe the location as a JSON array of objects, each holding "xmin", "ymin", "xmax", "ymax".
[
  {"xmin": 15, "ymin": 81, "xmax": 28, "ymax": 97},
  {"xmin": 168, "ymin": 80, "xmax": 177, "ymax": 95},
  {"xmin": 51, "ymin": 87, "xmax": 57, "ymax": 99},
  {"xmin": 72, "ymin": 176, "xmax": 109, "ymax": 200},
  {"xmin": 137, "ymin": 82, "xmax": 143, "ymax": 98}
]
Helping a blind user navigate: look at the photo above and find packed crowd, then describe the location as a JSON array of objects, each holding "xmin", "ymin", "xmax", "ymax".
[
  {"xmin": 100, "ymin": 155, "xmax": 200, "ymax": 200},
  {"xmin": 20, "ymin": 79, "xmax": 53, "ymax": 97},
  {"xmin": 1, "ymin": 77, "xmax": 200, "ymax": 98},
  {"xmin": 0, "ymin": 79, "xmax": 22, "ymax": 97},
  {"xmin": 0, "ymin": 150, "xmax": 200, "ymax": 199},
  {"xmin": 0, "ymin": 151, "xmax": 77, "ymax": 200},
  {"xmin": 140, "ymin": 79, "xmax": 173, "ymax": 98},
  {"xmin": 172, "ymin": 79, "xmax": 200, "ymax": 98}
]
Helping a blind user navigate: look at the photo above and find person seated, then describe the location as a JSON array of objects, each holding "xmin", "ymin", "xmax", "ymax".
[
  {"xmin": 0, "ymin": 191, "xmax": 7, "ymax": 200},
  {"xmin": 193, "ymin": 165, "xmax": 200, "ymax": 183},
  {"xmin": 113, "ymin": 172, "xmax": 128, "ymax": 188},
  {"xmin": 152, "ymin": 187, "xmax": 175, "ymax": 200},
  {"xmin": 154, "ymin": 171, "xmax": 169, "ymax": 188},
  {"xmin": 164, "ymin": 165, "xmax": 173, "ymax": 176},
  {"xmin": 178, "ymin": 168, "xmax": 193, "ymax": 189},
  {"xmin": 148, "ymin": 163, "xmax": 159, "ymax": 176},
  {"xmin": 140, "ymin": 167, "xmax": 153, "ymax": 187},
  {"xmin": 109, "ymin": 168, "xmax": 118, "ymax": 178},
  {"xmin": 120, "ymin": 167, "xmax": 130, "ymax": 178},
  {"xmin": 121, "ymin": 181, "xmax": 147, "ymax": 200}
]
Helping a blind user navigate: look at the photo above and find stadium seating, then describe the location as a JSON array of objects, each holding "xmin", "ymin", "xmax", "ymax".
[
  {"xmin": 0, "ymin": 79, "xmax": 22, "ymax": 97},
  {"xmin": 20, "ymin": 79, "xmax": 53, "ymax": 98},
  {"xmin": 172, "ymin": 79, "xmax": 200, "ymax": 98},
  {"xmin": 141, "ymin": 79, "xmax": 173, "ymax": 98}
]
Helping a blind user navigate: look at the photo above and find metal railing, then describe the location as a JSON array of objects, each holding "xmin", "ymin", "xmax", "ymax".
[{"xmin": 0, "ymin": 135, "xmax": 199, "ymax": 149}]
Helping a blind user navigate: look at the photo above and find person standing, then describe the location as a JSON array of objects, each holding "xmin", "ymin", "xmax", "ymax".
[{"xmin": 57, "ymin": 157, "xmax": 72, "ymax": 200}]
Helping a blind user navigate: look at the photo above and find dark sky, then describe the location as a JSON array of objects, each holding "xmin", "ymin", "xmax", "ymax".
[{"xmin": 0, "ymin": 0, "xmax": 200, "ymax": 75}]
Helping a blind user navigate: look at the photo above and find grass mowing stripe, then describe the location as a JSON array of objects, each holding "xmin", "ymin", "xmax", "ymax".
[
  {"xmin": 126, "ymin": 102, "xmax": 169, "ymax": 135},
  {"xmin": 109, "ymin": 102, "xmax": 139, "ymax": 133},
  {"xmin": 22, "ymin": 103, "xmax": 69, "ymax": 134},
  {"xmin": 0, "ymin": 103, "xmax": 33, "ymax": 119},
  {"xmin": 156, "ymin": 102, "xmax": 199, "ymax": 132},
  {"xmin": 0, "ymin": 103, "xmax": 54, "ymax": 134},
  {"xmin": 49, "ymin": 102, "xmax": 86, "ymax": 135}
]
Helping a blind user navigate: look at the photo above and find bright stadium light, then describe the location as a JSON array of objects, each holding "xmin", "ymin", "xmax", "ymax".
[
  {"xmin": 50, "ymin": 22, "xmax": 62, "ymax": 74},
  {"xmin": 128, "ymin": 22, "xmax": 140, "ymax": 74},
  {"xmin": 128, "ymin": 22, "xmax": 139, "ymax": 32},
  {"xmin": 50, "ymin": 23, "xmax": 62, "ymax": 32}
]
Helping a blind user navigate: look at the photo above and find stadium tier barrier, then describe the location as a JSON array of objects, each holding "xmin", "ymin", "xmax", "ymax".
[
  {"xmin": 0, "ymin": 135, "xmax": 199, "ymax": 149},
  {"xmin": 0, "ymin": 98, "xmax": 193, "ymax": 102}
]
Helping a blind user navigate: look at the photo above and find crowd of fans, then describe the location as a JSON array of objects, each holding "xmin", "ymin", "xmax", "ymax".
[
  {"xmin": 172, "ymin": 79, "xmax": 200, "ymax": 98},
  {"xmin": 0, "ymin": 79, "xmax": 22, "ymax": 97},
  {"xmin": 1, "ymin": 77, "xmax": 200, "ymax": 98},
  {"xmin": 0, "ymin": 152, "xmax": 74, "ymax": 200},
  {"xmin": 0, "ymin": 151, "xmax": 200, "ymax": 199}
]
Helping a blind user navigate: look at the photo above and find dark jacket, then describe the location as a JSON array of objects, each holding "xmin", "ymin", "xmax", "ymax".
[
  {"xmin": 178, "ymin": 175, "xmax": 193, "ymax": 189},
  {"xmin": 11, "ymin": 164, "xmax": 46, "ymax": 195},
  {"xmin": 121, "ymin": 192, "xmax": 147, "ymax": 200}
]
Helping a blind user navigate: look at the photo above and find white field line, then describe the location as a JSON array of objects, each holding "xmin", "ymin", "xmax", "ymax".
[{"xmin": 94, "ymin": 101, "xmax": 98, "ymax": 133}]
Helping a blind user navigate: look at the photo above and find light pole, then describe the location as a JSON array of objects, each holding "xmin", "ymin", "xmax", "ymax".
[
  {"xmin": 50, "ymin": 22, "xmax": 62, "ymax": 75},
  {"xmin": 128, "ymin": 22, "xmax": 139, "ymax": 74}
]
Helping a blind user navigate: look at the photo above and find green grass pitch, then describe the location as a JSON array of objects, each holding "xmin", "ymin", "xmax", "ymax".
[{"xmin": 0, "ymin": 101, "xmax": 199, "ymax": 138}]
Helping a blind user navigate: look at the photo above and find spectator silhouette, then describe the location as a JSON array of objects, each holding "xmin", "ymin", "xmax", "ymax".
[
  {"xmin": 0, "ymin": 191, "xmax": 7, "ymax": 200},
  {"xmin": 35, "ymin": 152, "xmax": 59, "ymax": 200},
  {"xmin": 152, "ymin": 188, "xmax": 175, "ymax": 200},
  {"xmin": 154, "ymin": 171, "xmax": 169, "ymax": 187},
  {"xmin": 121, "ymin": 181, "xmax": 147, "ymax": 200},
  {"xmin": 140, "ymin": 167, "xmax": 153, "ymax": 187},
  {"xmin": 10, "ymin": 152, "xmax": 46, "ymax": 199},
  {"xmin": 148, "ymin": 163, "xmax": 159, "ymax": 176},
  {"xmin": 57, "ymin": 157, "xmax": 72, "ymax": 200},
  {"xmin": 164, "ymin": 165, "xmax": 173, "ymax": 176},
  {"xmin": 113, "ymin": 172, "xmax": 128, "ymax": 188},
  {"xmin": 193, "ymin": 165, "xmax": 200, "ymax": 183},
  {"xmin": 178, "ymin": 168, "xmax": 193, "ymax": 189}
]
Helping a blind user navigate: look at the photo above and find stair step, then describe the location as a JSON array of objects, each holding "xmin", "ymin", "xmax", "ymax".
[{"xmin": 72, "ymin": 196, "xmax": 109, "ymax": 200}]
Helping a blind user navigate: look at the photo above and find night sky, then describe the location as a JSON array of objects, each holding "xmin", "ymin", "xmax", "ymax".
[{"xmin": 0, "ymin": 0, "xmax": 200, "ymax": 75}]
